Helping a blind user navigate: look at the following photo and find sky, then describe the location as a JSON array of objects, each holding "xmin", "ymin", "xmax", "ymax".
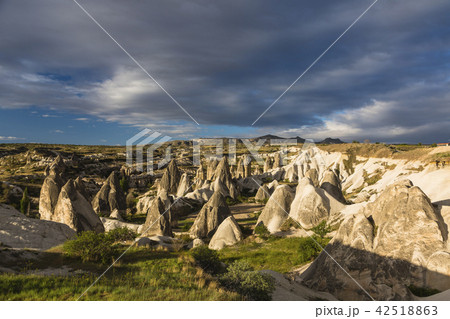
[{"xmin": 0, "ymin": 0, "xmax": 449, "ymax": 145}]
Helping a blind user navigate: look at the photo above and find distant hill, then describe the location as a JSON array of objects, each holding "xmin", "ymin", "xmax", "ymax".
[
  {"xmin": 318, "ymin": 137, "xmax": 345, "ymax": 144},
  {"xmin": 250, "ymin": 135, "xmax": 345, "ymax": 144},
  {"xmin": 253, "ymin": 134, "xmax": 284, "ymax": 140}
]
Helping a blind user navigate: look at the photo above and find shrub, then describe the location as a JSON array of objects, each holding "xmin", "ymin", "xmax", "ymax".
[
  {"xmin": 119, "ymin": 177, "xmax": 129, "ymax": 193},
  {"xmin": 190, "ymin": 246, "xmax": 222, "ymax": 274},
  {"xmin": 63, "ymin": 231, "xmax": 116, "ymax": 264},
  {"xmin": 311, "ymin": 221, "xmax": 332, "ymax": 238},
  {"xmin": 280, "ymin": 217, "xmax": 300, "ymax": 232},
  {"xmin": 20, "ymin": 187, "xmax": 30, "ymax": 215},
  {"xmin": 297, "ymin": 236, "xmax": 329, "ymax": 263},
  {"xmin": 219, "ymin": 261, "xmax": 275, "ymax": 301},
  {"xmin": 254, "ymin": 222, "xmax": 270, "ymax": 237},
  {"xmin": 181, "ymin": 221, "xmax": 193, "ymax": 232},
  {"xmin": 107, "ymin": 227, "xmax": 137, "ymax": 242},
  {"xmin": 225, "ymin": 197, "xmax": 239, "ymax": 206}
]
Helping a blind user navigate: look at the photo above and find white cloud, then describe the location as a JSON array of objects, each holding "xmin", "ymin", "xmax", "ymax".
[{"xmin": 0, "ymin": 136, "xmax": 25, "ymax": 141}]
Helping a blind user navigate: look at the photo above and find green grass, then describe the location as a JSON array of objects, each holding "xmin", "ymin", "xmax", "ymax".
[
  {"xmin": 363, "ymin": 169, "xmax": 383, "ymax": 186},
  {"xmin": 122, "ymin": 213, "xmax": 147, "ymax": 224},
  {"xmin": 0, "ymin": 248, "xmax": 241, "ymax": 301},
  {"xmin": 177, "ymin": 219, "xmax": 194, "ymax": 231},
  {"xmin": 235, "ymin": 211, "xmax": 261, "ymax": 226},
  {"xmin": 219, "ymin": 237, "xmax": 329, "ymax": 273}
]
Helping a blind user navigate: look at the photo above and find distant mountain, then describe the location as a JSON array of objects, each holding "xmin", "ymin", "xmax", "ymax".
[
  {"xmin": 318, "ymin": 137, "xmax": 345, "ymax": 144},
  {"xmin": 253, "ymin": 134, "xmax": 284, "ymax": 140},
  {"xmin": 290, "ymin": 136, "xmax": 306, "ymax": 143}
]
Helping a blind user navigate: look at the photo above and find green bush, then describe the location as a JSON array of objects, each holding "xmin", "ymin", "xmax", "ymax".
[
  {"xmin": 310, "ymin": 221, "xmax": 332, "ymax": 238},
  {"xmin": 190, "ymin": 246, "xmax": 222, "ymax": 274},
  {"xmin": 280, "ymin": 217, "xmax": 300, "ymax": 232},
  {"xmin": 63, "ymin": 231, "xmax": 116, "ymax": 264},
  {"xmin": 219, "ymin": 261, "xmax": 275, "ymax": 301},
  {"xmin": 20, "ymin": 187, "xmax": 30, "ymax": 215},
  {"xmin": 297, "ymin": 236, "xmax": 330, "ymax": 263},
  {"xmin": 107, "ymin": 227, "xmax": 137, "ymax": 242},
  {"xmin": 119, "ymin": 177, "xmax": 129, "ymax": 193},
  {"xmin": 254, "ymin": 222, "xmax": 270, "ymax": 237}
]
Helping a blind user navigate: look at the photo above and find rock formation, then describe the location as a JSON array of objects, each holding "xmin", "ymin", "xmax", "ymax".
[
  {"xmin": 91, "ymin": 171, "xmax": 126, "ymax": 217},
  {"xmin": 206, "ymin": 158, "xmax": 218, "ymax": 181},
  {"xmin": 184, "ymin": 186, "xmax": 214, "ymax": 204},
  {"xmin": 305, "ymin": 168, "xmax": 319, "ymax": 187},
  {"xmin": 320, "ymin": 170, "xmax": 346, "ymax": 203},
  {"xmin": 141, "ymin": 197, "xmax": 173, "ymax": 237},
  {"xmin": 211, "ymin": 157, "xmax": 239, "ymax": 199},
  {"xmin": 0, "ymin": 204, "xmax": 75, "ymax": 250},
  {"xmin": 189, "ymin": 191, "xmax": 231, "ymax": 238},
  {"xmin": 264, "ymin": 156, "xmax": 272, "ymax": 172},
  {"xmin": 176, "ymin": 173, "xmax": 191, "ymax": 197},
  {"xmin": 256, "ymin": 185, "xmax": 294, "ymax": 233},
  {"xmin": 236, "ymin": 158, "xmax": 245, "ymax": 179},
  {"xmin": 39, "ymin": 174, "xmax": 64, "ymax": 220},
  {"xmin": 243, "ymin": 155, "xmax": 252, "ymax": 178},
  {"xmin": 284, "ymin": 163, "xmax": 298, "ymax": 182},
  {"xmin": 267, "ymin": 180, "xmax": 279, "ymax": 193},
  {"xmin": 74, "ymin": 176, "xmax": 91, "ymax": 202},
  {"xmin": 100, "ymin": 217, "xmax": 141, "ymax": 233},
  {"xmin": 195, "ymin": 164, "xmax": 206, "ymax": 188},
  {"xmin": 255, "ymin": 184, "xmax": 270, "ymax": 202},
  {"xmin": 44, "ymin": 155, "xmax": 66, "ymax": 177},
  {"xmin": 53, "ymin": 179, "xmax": 105, "ymax": 233},
  {"xmin": 209, "ymin": 216, "xmax": 243, "ymax": 250},
  {"xmin": 300, "ymin": 180, "xmax": 450, "ymax": 300},
  {"xmin": 289, "ymin": 178, "xmax": 329, "ymax": 229},
  {"xmin": 238, "ymin": 176, "xmax": 262, "ymax": 194},
  {"xmin": 159, "ymin": 159, "xmax": 181, "ymax": 194},
  {"xmin": 273, "ymin": 152, "xmax": 282, "ymax": 169}
]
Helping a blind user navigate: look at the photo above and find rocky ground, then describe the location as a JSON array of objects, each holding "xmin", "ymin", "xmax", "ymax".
[{"xmin": 0, "ymin": 142, "xmax": 449, "ymax": 300}]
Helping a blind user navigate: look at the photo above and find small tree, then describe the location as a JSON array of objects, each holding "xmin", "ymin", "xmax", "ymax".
[
  {"xmin": 119, "ymin": 176, "xmax": 129, "ymax": 193},
  {"xmin": 20, "ymin": 187, "xmax": 30, "ymax": 215}
]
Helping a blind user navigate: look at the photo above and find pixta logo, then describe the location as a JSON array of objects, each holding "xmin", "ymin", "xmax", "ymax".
[{"xmin": 126, "ymin": 129, "xmax": 172, "ymax": 174}]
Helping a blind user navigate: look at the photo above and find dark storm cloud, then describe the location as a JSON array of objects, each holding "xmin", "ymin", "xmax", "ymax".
[{"xmin": 0, "ymin": 0, "xmax": 449, "ymax": 142}]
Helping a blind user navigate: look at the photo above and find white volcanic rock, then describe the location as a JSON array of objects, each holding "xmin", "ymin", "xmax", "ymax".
[
  {"xmin": 264, "ymin": 156, "xmax": 272, "ymax": 173},
  {"xmin": 158, "ymin": 159, "xmax": 181, "ymax": 195},
  {"xmin": 300, "ymin": 180, "xmax": 450, "ymax": 300},
  {"xmin": 189, "ymin": 191, "xmax": 231, "ymax": 239},
  {"xmin": 53, "ymin": 179, "xmax": 105, "ymax": 233},
  {"xmin": 176, "ymin": 173, "xmax": 191, "ymax": 197},
  {"xmin": 91, "ymin": 171, "xmax": 126, "ymax": 217},
  {"xmin": 0, "ymin": 204, "xmax": 75, "ymax": 250},
  {"xmin": 209, "ymin": 216, "xmax": 243, "ymax": 250},
  {"xmin": 289, "ymin": 178, "xmax": 329, "ymax": 229},
  {"xmin": 100, "ymin": 217, "xmax": 140, "ymax": 233},
  {"xmin": 305, "ymin": 168, "xmax": 319, "ymax": 187},
  {"xmin": 206, "ymin": 158, "xmax": 219, "ymax": 181},
  {"xmin": 255, "ymin": 185, "xmax": 270, "ymax": 202},
  {"xmin": 320, "ymin": 169, "xmax": 346, "ymax": 203},
  {"xmin": 39, "ymin": 174, "xmax": 64, "ymax": 220},
  {"xmin": 256, "ymin": 185, "xmax": 294, "ymax": 233},
  {"xmin": 141, "ymin": 197, "xmax": 172, "ymax": 237}
]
